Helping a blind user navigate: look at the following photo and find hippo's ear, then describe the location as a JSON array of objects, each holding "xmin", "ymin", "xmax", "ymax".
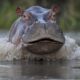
[
  {"xmin": 51, "ymin": 4, "xmax": 60, "ymax": 14},
  {"xmin": 16, "ymin": 7, "xmax": 24, "ymax": 16}
]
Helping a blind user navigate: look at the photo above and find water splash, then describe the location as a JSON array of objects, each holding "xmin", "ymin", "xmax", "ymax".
[
  {"xmin": 0, "ymin": 36, "xmax": 80, "ymax": 61},
  {"xmin": 56, "ymin": 36, "xmax": 80, "ymax": 60},
  {"xmin": 0, "ymin": 37, "xmax": 22, "ymax": 61}
]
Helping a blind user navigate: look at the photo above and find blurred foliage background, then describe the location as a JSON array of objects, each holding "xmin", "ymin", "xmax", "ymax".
[{"xmin": 0, "ymin": 0, "xmax": 80, "ymax": 31}]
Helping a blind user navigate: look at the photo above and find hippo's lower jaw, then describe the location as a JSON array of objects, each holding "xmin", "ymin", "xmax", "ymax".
[{"xmin": 22, "ymin": 38, "xmax": 64, "ymax": 55}]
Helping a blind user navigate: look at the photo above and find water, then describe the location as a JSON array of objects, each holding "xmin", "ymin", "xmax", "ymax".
[
  {"xmin": 0, "ymin": 31, "xmax": 80, "ymax": 79},
  {"xmin": 65, "ymin": 32, "xmax": 80, "ymax": 45},
  {"xmin": 0, "ymin": 60, "xmax": 80, "ymax": 80}
]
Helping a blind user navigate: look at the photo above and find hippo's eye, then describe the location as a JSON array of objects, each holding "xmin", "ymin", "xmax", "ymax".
[
  {"xmin": 48, "ymin": 12, "xmax": 56, "ymax": 21},
  {"xmin": 22, "ymin": 12, "xmax": 31, "ymax": 21},
  {"xmin": 23, "ymin": 15, "xmax": 26, "ymax": 18},
  {"xmin": 44, "ymin": 12, "xmax": 56, "ymax": 23}
]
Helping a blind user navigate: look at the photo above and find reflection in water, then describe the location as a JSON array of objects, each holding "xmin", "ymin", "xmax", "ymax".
[{"xmin": 0, "ymin": 60, "xmax": 80, "ymax": 79}]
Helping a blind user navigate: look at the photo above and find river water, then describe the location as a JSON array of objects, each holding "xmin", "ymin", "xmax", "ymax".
[{"xmin": 0, "ymin": 31, "xmax": 80, "ymax": 80}]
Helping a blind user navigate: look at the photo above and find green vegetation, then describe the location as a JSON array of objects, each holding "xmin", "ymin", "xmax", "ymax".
[
  {"xmin": 60, "ymin": 0, "xmax": 80, "ymax": 31},
  {"xmin": 0, "ymin": 0, "xmax": 80, "ymax": 31}
]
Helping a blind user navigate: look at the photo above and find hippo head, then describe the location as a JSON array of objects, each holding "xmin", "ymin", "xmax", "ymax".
[{"xmin": 16, "ymin": 6, "xmax": 65, "ymax": 55}]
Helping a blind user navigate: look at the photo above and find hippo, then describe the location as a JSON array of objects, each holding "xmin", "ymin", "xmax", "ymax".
[{"xmin": 8, "ymin": 6, "xmax": 65, "ymax": 60}]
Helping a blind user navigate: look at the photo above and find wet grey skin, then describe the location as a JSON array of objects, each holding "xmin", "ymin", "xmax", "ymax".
[{"xmin": 9, "ymin": 6, "xmax": 65, "ymax": 55}]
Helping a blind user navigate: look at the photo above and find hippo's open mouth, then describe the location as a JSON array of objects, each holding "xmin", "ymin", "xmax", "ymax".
[{"xmin": 23, "ymin": 38, "xmax": 63, "ymax": 55}]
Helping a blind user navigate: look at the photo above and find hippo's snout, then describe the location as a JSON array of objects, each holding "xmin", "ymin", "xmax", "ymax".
[{"xmin": 22, "ymin": 22, "xmax": 65, "ymax": 55}]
